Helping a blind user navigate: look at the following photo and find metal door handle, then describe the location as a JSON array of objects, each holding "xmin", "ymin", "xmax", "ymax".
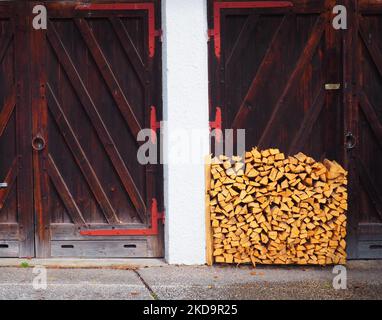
[
  {"xmin": 32, "ymin": 134, "xmax": 46, "ymax": 151},
  {"xmin": 345, "ymin": 132, "xmax": 356, "ymax": 149},
  {"xmin": 0, "ymin": 183, "xmax": 7, "ymax": 188}
]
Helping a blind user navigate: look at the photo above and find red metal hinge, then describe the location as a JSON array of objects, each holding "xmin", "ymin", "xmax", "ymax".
[
  {"xmin": 150, "ymin": 105, "xmax": 161, "ymax": 143},
  {"xmin": 210, "ymin": 107, "xmax": 223, "ymax": 143},
  {"xmin": 80, "ymin": 198, "xmax": 164, "ymax": 236},
  {"xmin": 75, "ymin": 2, "xmax": 160, "ymax": 58},
  {"xmin": 209, "ymin": 1, "xmax": 293, "ymax": 59}
]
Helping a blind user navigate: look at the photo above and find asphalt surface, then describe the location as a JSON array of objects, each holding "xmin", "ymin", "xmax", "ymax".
[{"xmin": 0, "ymin": 260, "xmax": 381, "ymax": 300}]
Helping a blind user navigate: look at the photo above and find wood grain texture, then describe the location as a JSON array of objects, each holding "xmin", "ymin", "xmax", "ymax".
[{"xmin": 205, "ymin": 155, "xmax": 213, "ymax": 266}]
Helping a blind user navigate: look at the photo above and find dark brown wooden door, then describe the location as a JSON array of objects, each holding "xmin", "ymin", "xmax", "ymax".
[
  {"xmin": 345, "ymin": 0, "xmax": 382, "ymax": 258},
  {"xmin": 209, "ymin": 0, "xmax": 344, "ymax": 159},
  {"xmin": 0, "ymin": 2, "xmax": 34, "ymax": 258},
  {"xmin": 0, "ymin": 1, "xmax": 163, "ymax": 258},
  {"xmin": 208, "ymin": 0, "xmax": 382, "ymax": 259},
  {"xmin": 36, "ymin": 1, "xmax": 163, "ymax": 258}
]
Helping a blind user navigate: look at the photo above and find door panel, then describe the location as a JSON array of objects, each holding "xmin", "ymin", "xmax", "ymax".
[
  {"xmin": 0, "ymin": 2, "xmax": 34, "ymax": 258},
  {"xmin": 0, "ymin": 1, "xmax": 163, "ymax": 259},
  {"xmin": 208, "ymin": 0, "xmax": 348, "ymax": 253},
  {"xmin": 349, "ymin": 2, "xmax": 382, "ymax": 258},
  {"xmin": 31, "ymin": 1, "xmax": 163, "ymax": 258},
  {"xmin": 209, "ymin": 0, "xmax": 343, "ymax": 162},
  {"xmin": 209, "ymin": 0, "xmax": 382, "ymax": 259}
]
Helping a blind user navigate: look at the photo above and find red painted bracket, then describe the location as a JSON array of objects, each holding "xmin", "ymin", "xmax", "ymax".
[
  {"xmin": 75, "ymin": 3, "xmax": 160, "ymax": 58},
  {"xmin": 150, "ymin": 105, "xmax": 161, "ymax": 143},
  {"xmin": 209, "ymin": 1, "xmax": 294, "ymax": 59},
  {"xmin": 80, "ymin": 198, "xmax": 164, "ymax": 236},
  {"xmin": 210, "ymin": 107, "xmax": 223, "ymax": 143}
]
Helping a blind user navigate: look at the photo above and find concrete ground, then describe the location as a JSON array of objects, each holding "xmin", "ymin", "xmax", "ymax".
[{"xmin": 0, "ymin": 259, "xmax": 381, "ymax": 300}]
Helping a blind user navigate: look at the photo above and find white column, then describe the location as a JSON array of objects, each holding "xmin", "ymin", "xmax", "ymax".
[{"xmin": 162, "ymin": 0, "xmax": 209, "ymax": 264}]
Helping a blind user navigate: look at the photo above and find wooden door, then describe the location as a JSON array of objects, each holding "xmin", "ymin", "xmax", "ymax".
[
  {"xmin": 0, "ymin": 2, "xmax": 34, "ymax": 258},
  {"xmin": 30, "ymin": 1, "xmax": 163, "ymax": 258},
  {"xmin": 209, "ymin": 0, "xmax": 344, "ymax": 159},
  {"xmin": 345, "ymin": 0, "xmax": 382, "ymax": 259},
  {"xmin": 208, "ymin": 0, "xmax": 347, "ymax": 247}
]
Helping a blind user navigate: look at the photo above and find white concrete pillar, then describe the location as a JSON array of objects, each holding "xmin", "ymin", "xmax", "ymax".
[{"xmin": 162, "ymin": 0, "xmax": 209, "ymax": 264}]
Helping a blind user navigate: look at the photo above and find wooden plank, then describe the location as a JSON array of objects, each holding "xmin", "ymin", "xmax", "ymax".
[
  {"xmin": 358, "ymin": 223, "xmax": 382, "ymax": 241},
  {"xmin": 0, "ymin": 241, "xmax": 19, "ymax": 257},
  {"xmin": 232, "ymin": 15, "xmax": 288, "ymax": 128},
  {"xmin": 358, "ymin": 158, "xmax": 382, "ymax": 221},
  {"xmin": 359, "ymin": 91, "xmax": 382, "ymax": 150},
  {"xmin": 0, "ymin": 224, "xmax": 19, "ymax": 240},
  {"xmin": 15, "ymin": 1, "xmax": 34, "ymax": 257},
  {"xmin": 0, "ymin": 33, "xmax": 12, "ymax": 64},
  {"xmin": 109, "ymin": 17, "xmax": 146, "ymax": 84},
  {"xmin": 50, "ymin": 223, "xmax": 146, "ymax": 240},
  {"xmin": 357, "ymin": 241, "xmax": 382, "ymax": 259},
  {"xmin": 51, "ymin": 240, "xmax": 148, "ymax": 258},
  {"xmin": 258, "ymin": 14, "xmax": 326, "ymax": 147},
  {"xmin": 0, "ymin": 158, "xmax": 17, "ymax": 212},
  {"xmin": 30, "ymin": 5, "xmax": 51, "ymax": 257},
  {"xmin": 75, "ymin": 18, "xmax": 142, "ymax": 140},
  {"xmin": 225, "ymin": 14, "xmax": 259, "ymax": 67},
  {"xmin": 47, "ymin": 154, "xmax": 87, "ymax": 226},
  {"xmin": 205, "ymin": 155, "xmax": 213, "ymax": 266},
  {"xmin": 359, "ymin": 17, "xmax": 382, "ymax": 79},
  {"xmin": 288, "ymin": 88, "xmax": 325, "ymax": 154},
  {"xmin": 46, "ymin": 83, "xmax": 119, "ymax": 225},
  {"xmin": 343, "ymin": 0, "xmax": 359, "ymax": 260},
  {"xmin": 47, "ymin": 22, "xmax": 147, "ymax": 221},
  {"xmin": 0, "ymin": 86, "xmax": 15, "ymax": 137}
]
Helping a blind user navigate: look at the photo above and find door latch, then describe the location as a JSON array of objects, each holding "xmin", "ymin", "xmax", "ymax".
[{"xmin": 325, "ymin": 83, "xmax": 341, "ymax": 90}]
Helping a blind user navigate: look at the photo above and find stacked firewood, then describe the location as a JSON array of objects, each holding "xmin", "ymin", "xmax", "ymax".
[{"xmin": 208, "ymin": 148, "xmax": 348, "ymax": 266}]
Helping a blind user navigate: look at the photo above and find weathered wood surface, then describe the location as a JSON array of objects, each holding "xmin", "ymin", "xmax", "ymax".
[
  {"xmin": 208, "ymin": 0, "xmax": 382, "ymax": 259},
  {"xmin": 51, "ymin": 240, "xmax": 148, "ymax": 258},
  {"xmin": 0, "ymin": 1, "xmax": 163, "ymax": 258}
]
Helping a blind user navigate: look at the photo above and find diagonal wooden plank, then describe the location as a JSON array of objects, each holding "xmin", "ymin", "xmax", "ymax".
[
  {"xmin": 47, "ymin": 22, "xmax": 147, "ymax": 222},
  {"xmin": 0, "ymin": 33, "xmax": 12, "ymax": 64},
  {"xmin": 288, "ymin": 88, "xmax": 325, "ymax": 155},
  {"xmin": 358, "ymin": 158, "xmax": 382, "ymax": 221},
  {"xmin": 359, "ymin": 17, "xmax": 382, "ymax": 79},
  {"xmin": 47, "ymin": 154, "xmax": 87, "ymax": 226},
  {"xmin": 75, "ymin": 18, "xmax": 142, "ymax": 141},
  {"xmin": 0, "ymin": 158, "xmax": 17, "ymax": 211},
  {"xmin": 359, "ymin": 90, "xmax": 382, "ymax": 150},
  {"xmin": 226, "ymin": 14, "xmax": 259, "ymax": 67},
  {"xmin": 258, "ymin": 14, "xmax": 326, "ymax": 147},
  {"xmin": 0, "ymin": 85, "xmax": 16, "ymax": 138},
  {"xmin": 46, "ymin": 83, "xmax": 119, "ymax": 225},
  {"xmin": 109, "ymin": 17, "xmax": 146, "ymax": 83},
  {"xmin": 232, "ymin": 15, "xmax": 288, "ymax": 128}
]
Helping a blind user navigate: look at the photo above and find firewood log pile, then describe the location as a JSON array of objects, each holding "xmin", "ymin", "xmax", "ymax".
[{"xmin": 208, "ymin": 147, "xmax": 348, "ymax": 266}]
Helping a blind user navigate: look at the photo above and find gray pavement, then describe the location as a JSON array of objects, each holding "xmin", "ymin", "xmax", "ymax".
[{"xmin": 0, "ymin": 260, "xmax": 381, "ymax": 300}]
